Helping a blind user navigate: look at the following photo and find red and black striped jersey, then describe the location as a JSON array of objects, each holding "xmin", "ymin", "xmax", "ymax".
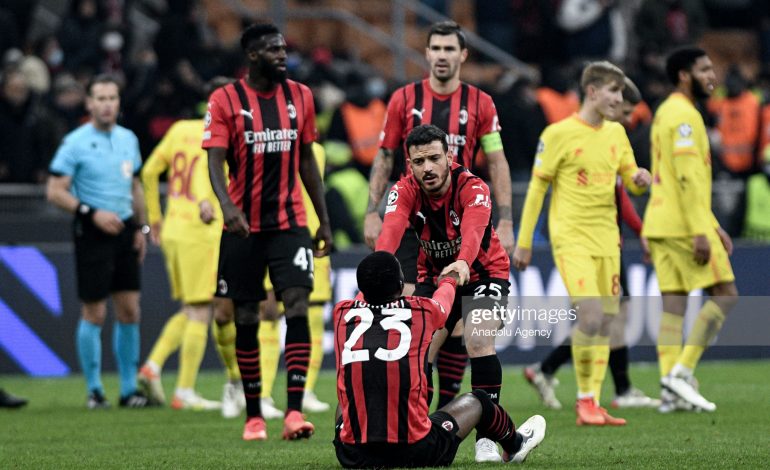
[
  {"xmin": 376, "ymin": 163, "xmax": 510, "ymax": 284},
  {"xmin": 202, "ymin": 78, "xmax": 317, "ymax": 232},
  {"xmin": 380, "ymin": 79, "xmax": 501, "ymax": 179},
  {"xmin": 333, "ymin": 279, "xmax": 456, "ymax": 444}
]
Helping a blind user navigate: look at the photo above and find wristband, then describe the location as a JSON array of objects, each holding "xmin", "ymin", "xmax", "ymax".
[
  {"xmin": 139, "ymin": 224, "xmax": 151, "ymax": 235},
  {"xmin": 76, "ymin": 203, "xmax": 94, "ymax": 221}
]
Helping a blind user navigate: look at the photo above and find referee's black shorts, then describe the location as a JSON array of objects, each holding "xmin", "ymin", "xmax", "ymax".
[{"xmin": 73, "ymin": 217, "xmax": 140, "ymax": 302}]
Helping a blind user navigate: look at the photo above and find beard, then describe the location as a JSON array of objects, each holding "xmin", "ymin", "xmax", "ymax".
[
  {"xmin": 258, "ymin": 60, "xmax": 287, "ymax": 83},
  {"xmin": 692, "ymin": 78, "xmax": 710, "ymax": 100}
]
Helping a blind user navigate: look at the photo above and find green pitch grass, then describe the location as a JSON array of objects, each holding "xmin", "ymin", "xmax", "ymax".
[{"xmin": 2, "ymin": 360, "xmax": 769, "ymax": 469}]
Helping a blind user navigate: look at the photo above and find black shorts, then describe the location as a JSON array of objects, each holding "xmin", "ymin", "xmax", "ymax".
[
  {"xmin": 394, "ymin": 230, "xmax": 419, "ymax": 284},
  {"xmin": 73, "ymin": 217, "xmax": 140, "ymax": 302},
  {"xmin": 333, "ymin": 412, "xmax": 461, "ymax": 468},
  {"xmin": 216, "ymin": 227, "xmax": 314, "ymax": 302},
  {"xmin": 415, "ymin": 278, "xmax": 510, "ymax": 333}
]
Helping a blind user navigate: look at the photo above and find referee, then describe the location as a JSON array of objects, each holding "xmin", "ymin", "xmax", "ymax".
[{"xmin": 46, "ymin": 74, "xmax": 152, "ymax": 408}]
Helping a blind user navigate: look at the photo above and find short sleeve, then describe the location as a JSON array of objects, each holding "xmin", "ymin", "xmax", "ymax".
[
  {"xmin": 532, "ymin": 126, "xmax": 562, "ymax": 180},
  {"xmin": 202, "ymin": 88, "xmax": 232, "ymax": 149},
  {"xmin": 477, "ymin": 92, "xmax": 501, "ymax": 137},
  {"xmin": 131, "ymin": 133, "xmax": 142, "ymax": 173},
  {"xmin": 380, "ymin": 88, "xmax": 406, "ymax": 150},
  {"xmin": 49, "ymin": 136, "xmax": 78, "ymax": 176},
  {"xmin": 300, "ymin": 85, "xmax": 317, "ymax": 144}
]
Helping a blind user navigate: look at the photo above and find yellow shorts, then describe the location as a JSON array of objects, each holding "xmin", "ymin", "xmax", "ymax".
[
  {"xmin": 648, "ymin": 231, "xmax": 735, "ymax": 293},
  {"xmin": 263, "ymin": 255, "xmax": 332, "ymax": 304},
  {"xmin": 553, "ymin": 253, "xmax": 620, "ymax": 314},
  {"xmin": 161, "ymin": 236, "xmax": 219, "ymax": 304}
]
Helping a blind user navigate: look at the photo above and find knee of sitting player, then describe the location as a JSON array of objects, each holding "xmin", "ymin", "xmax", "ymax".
[
  {"xmin": 281, "ymin": 287, "xmax": 311, "ymax": 319},
  {"xmin": 463, "ymin": 333, "xmax": 495, "ymax": 357},
  {"xmin": 441, "ymin": 392, "xmax": 483, "ymax": 439}
]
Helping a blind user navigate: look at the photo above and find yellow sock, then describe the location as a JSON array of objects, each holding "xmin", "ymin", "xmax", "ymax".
[
  {"xmin": 212, "ymin": 320, "xmax": 240, "ymax": 381},
  {"xmin": 177, "ymin": 320, "xmax": 208, "ymax": 390},
  {"xmin": 148, "ymin": 311, "xmax": 187, "ymax": 368},
  {"xmin": 572, "ymin": 329, "xmax": 595, "ymax": 398},
  {"xmin": 657, "ymin": 312, "xmax": 684, "ymax": 377},
  {"xmin": 306, "ymin": 305, "xmax": 325, "ymax": 392},
  {"xmin": 679, "ymin": 301, "xmax": 726, "ymax": 371},
  {"xmin": 259, "ymin": 319, "xmax": 280, "ymax": 399},
  {"xmin": 590, "ymin": 335, "xmax": 610, "ymax": 404}
]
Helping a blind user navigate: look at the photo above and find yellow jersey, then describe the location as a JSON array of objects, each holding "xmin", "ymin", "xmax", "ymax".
[
  {"xmin": 142, "ymin": 119, "xmax": 223, "ymax": 242},
  {"xmin": 643, "ymin": 93, "xmax": 718, "ymax": 238},
  {"xmin": 531, "ymin": 114, "xmax": 642, "ymax": 256}
]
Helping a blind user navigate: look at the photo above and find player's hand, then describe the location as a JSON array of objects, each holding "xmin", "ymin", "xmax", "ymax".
[
  {"xmin": 440, "ymin": 260, "xmax": 470, "ymax": 285},
  {"xmin": 716, "ymin": 226, "xmax": 733, "ymax": 256},
  {"xmin": 693, "ymin": 234, "xmax": 711, "ymax": 265},
  {"xmin": 199, "ymin": 200, "xmax": 215, "ymax": 224},
  {"xmin": 632, "ymin": 168, "xmax": 652, "ymax": 189},
  {"xmin": 512, "ymin": 246, "xmax": 532, "ymax": 271},
  {"xmin": 641, "ymin": 236, "xmax": 651, "ymax": 264},
  {"xmin": 496, "ymin": 219, "xmax": 515, "ymax": 256},
  {"xmin": 133, "ymin": 229, "xmax": 147, "ymax": 263},
  {"xmin": 222, "ymin": 202, "xmax": 249, "ymax": 238},
  {"xmin": 93, "ymin": 209, "xmax": 124, "ymax": 235},
  {"xmin": 314, "ymin": 222, "xmax": 333, "ymax": 257},
  {"xmin": 364, "ymin": 212, "xmax": 382, "ymax": 250},
  {"xmin": 437, "ymin": 269, "xmax": 460, "ymax": 286},
  {"xmin": 150, "ymin": 222, "xmax": 162, "ymax": 246}
]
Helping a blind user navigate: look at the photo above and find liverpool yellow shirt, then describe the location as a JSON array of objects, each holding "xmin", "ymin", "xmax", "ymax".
[
  {"xmin": 142, "ymin": 119, "xmax": 223, "ymax": 242},
  {"xmin": 643, "ymin": 93, "xmax": 718, "ymax": 238},
  {"xmin": 520, "ymin": 114, "xmax": 643, "ymax": 255}
]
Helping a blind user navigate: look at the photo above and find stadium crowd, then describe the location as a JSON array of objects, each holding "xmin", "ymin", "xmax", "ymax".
[{"xmin": 1, "ymin": 0, "xmax": 770, "ymax": 242}]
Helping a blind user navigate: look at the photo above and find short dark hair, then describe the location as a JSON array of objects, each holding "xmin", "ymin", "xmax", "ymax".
[
  {"xmin": 665, "ymin": 47, "xmax": 707, "ymax": 86},
  {"xmin": 241, "ymin": 23, "xmax": 281, "ymax": 51},
  {"xmin": 427, "ymin": 21, "xmax": 466, "ymax": 49},
  {"xmin": 622, "ymin": 77, "xmax": 642, "ymax": 105},
  {"xmin": 405, "ymin": 124, "xmax": 448, "ymax": 155},
  {"xmin": 86, "ymin": 73, "xmax": 121, "ymax": 96},
  {"xmin": 357, "ymin": 251, "xmax": 404, "ymax": 304}
]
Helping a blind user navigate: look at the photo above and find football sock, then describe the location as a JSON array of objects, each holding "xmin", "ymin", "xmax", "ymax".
[
  {"xmin": 472, "ymin": 389, "xmax": 522, "ymax": 456},
  {"xmin": 77, "ymin": 319, "xmax": 103, "ymax": 394},
  {"xmin": 437, "ymin": 335, "xmax": 468, "ymax": 408},
  {"xmin": 284, "ymin": 316, "xmax": 311, "ymax": 413},
  {"xmin": 177, "ymin": 320, "xmax": 208, "ymax": 390},
  {"xmin": 113, "ymin": 321, "xmax": 139, "ymax": 398},
  {"xmin": 540, "ymin": 340, "xmax": 572, "ymax": 376},
  {"xmin": 235, "ymin": 322, "xmax": 261, "ymax": 417},
  {"xmin": 609, "ymin": 346, "xmax": 631, "ymax": 396},
  {"xmin": 471, "ymin": 354, "xmax": 502, "ymax": 441},
  {"xmin": 679, "ymin": 300, "xmax": 725, "ymax": 371},
  {"xmin": 258, "ymin": 319, "xmax": 280, "ymax": 398},
  {"xmin": 657, "ymin": 312, "xmax": 684, "ymax": 378},
  {"xmin": 590, "ymin": 335, "xmax": 610, "ymax": 403},
  {"xmin": 306, "ymin": 304, "xmax": 325, "ymax": 393},
  {"xmin": 426, "ymin": 362, "xmax": 434, "ymax": 406},
  {"xmin": 572, "ymin": 328, "xmax": 594, "ymax": 399},
  {"xmin": 147, "ymin": 311, "xmax": 187, "ymax": 369},
  {"xmin": 212, "ymin": 320, "xmax": 240, "ymax": 381}
]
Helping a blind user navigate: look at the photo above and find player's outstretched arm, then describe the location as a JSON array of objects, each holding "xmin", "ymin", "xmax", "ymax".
[
  {"xmin": 207, "ymin": 147, "xmax": 248, "ymax": 238},
  {"xmin": 364, "ymin": 148, "xmax": 395, "ymax": 249}
]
